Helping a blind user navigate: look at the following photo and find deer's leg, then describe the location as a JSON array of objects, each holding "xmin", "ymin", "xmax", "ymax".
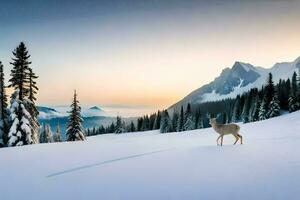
[
  {"xmin": 216, "ymin": 135, "xmax": 221, "ymax": 145},
  {"xmin": 221, "ymin": 135, "xmax": 224, "ymax": 146},
  {"xmin": 238, "ymin": 134, "xmax": 243, "ymax": 144},
  {"xmin": 233, "ymin": 134, "xmax": 239, "ymax": 145}
]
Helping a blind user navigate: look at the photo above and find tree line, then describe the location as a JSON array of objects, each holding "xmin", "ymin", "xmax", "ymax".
[{"xmin": 87, "ymin": 72, "xmax": 300, "ymax": 136}]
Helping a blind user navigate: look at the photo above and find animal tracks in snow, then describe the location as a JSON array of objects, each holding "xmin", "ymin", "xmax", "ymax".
[{"xmin": 47, "ymin": 148, "xmax": 174, "ymax": 178}]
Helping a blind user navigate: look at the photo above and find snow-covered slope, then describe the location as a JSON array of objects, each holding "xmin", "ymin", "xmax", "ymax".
[
  {"xmin": 170, "ymin": 56, "xmax": 300, "ymax": 110},
  {"xmin": 1, "ymin": 111, "xmax": 300, "ymax": 200}
]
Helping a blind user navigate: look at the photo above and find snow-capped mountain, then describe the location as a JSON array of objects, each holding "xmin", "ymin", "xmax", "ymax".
[
  {"xmin": 37, "ymin": 106, "xmax": 106, "ymax": 119},
  {"xmin": 37, "ymin": 106, "xmax": 64, "ymax": 119},
  {"xmin": 170, "ymin": 56, "xmax": 300, "ymax": 110}
]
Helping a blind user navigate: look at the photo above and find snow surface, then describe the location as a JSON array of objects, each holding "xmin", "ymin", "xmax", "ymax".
[{"xmin": 1, "ymin": 112, "xmax": 300, "ymax": 200}]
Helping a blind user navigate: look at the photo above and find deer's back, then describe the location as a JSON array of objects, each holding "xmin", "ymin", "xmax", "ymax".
[{"xmin": 215, "ymin": 123, "xmax": 240, "ymax": 135}]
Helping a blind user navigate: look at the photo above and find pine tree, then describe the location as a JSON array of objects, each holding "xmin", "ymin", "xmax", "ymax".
[
  {"xmin": 53, "ymin": 124, "xmax": 62, "ymax": 142},
  {"xmin": 129, "ymin": 121, "xmax": 136, "ymax": 132},
  {"xmin": 160, "ymin": 110, "xmax": 173, "ymax": 133},
  {"xmin": 39, "ymin": 124, "xmax": 52, "ymax": 143},
  {"xmin": 232, "ymin": 95, "xmax": 241, "ymax": 122},
  {"xmin": 8, "ymin": 90, "xmax": 34, "ymax": 146},
  {"xmin": 8, "ymin": 43, "xmax": 40, "ymax": 146},
  {"xmin": 115, "ymin": 116, "xmax": 125, "ymax": 134},
  {"xmin": 194, "ymin": 108, "xmax": 203, "ymax": 129},
  {"xmin": 288, "ymin": 72, "xmax": 300, "ymax": 112},
  {"xmin": 183, "ymin": 103, "xmax": 194, "ymax": 131},
  {"xmin": 177, "ymin": 106, "xmax": 184, "ymax": 132},
  {"xmin": 291, "ymin": 72, "xmax": 298, "ymax": 97},
  {"xmin": 241, "ymin": 94, "xmax": 251, "ymax": 123},
  {"xmin": 9, "ymin": 42, "xmax": 31, "ymax": 101},
  {"xmin": 153, "ymin": 111, "xmax": 161, "ymax": 130},
  {"xmin": 265, "ymin": 73, "xmax": 275, "ymax": 110},
  {"xmin": 142, "ymin": 115, "xmax": 150, "ymax": 131},
  {"xmin": 0, "ymin": 62, "xmax": 9, "ymax": 147},
  {"xmin": 288, "ymin": 92, "xmax": 298, "ymax": 112},
  {"xmin": 137, "ymin": 117, "xmax": 143, "ymax": 131},
  {"xmin": 258, "ymin": 96, "xmax": 267, "ymax": 120},
  {"xmin": 66, "ymin": 91, "xmax": 85, "ymax": 141},
  {"xmin": 249, "ymin": 94, "xmax": 260, "ymax": 122},
  {"xmin": 172, "ymin": 111, "xmax": 179, "ymax": 132},
  {"xmin": 267, "ymin": 93, "xmax": 281, "ymax": 118}
]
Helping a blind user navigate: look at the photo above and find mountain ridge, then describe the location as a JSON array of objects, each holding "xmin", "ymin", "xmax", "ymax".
[{"xmin": 169, "ymin": 56, "xmax": 300, "ymax": 111}]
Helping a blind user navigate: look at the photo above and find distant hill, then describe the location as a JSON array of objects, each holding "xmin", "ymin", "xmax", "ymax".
[{"xmin": 89, "ymin": 106, "xmax": 103, "ymax": 111}]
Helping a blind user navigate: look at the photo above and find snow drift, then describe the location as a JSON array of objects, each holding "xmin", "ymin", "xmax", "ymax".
[{"xmin": 1, "ymin": 111, "xmax": 300, "ymax": 200}]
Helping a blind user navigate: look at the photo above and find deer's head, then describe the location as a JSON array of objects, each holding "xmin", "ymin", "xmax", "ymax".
[{"xmin": 209, "ymin": 118, "xmax": 217, "ymax": 125}]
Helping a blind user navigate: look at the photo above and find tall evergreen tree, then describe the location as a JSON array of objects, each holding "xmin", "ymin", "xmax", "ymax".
[
  {"xmin": 153, "ymin": 111, "xmax": 161, "ymax": 130},
  {"xmin": 249, "ymin": 93, "xmax": 260, "ymax": 122},
  {"xmin": 115, "ymin": 116, "xmax": 125, "ymax": 134},
  {"xmin": 0, "ymin": 62, "xmax": 9, "ymax": 147},
  {"xmin": 258, "ymin": 96, "xmax": 267, "ymax": 120},
  {"xmin": 9, "ymin": 42, "xmax": 31, "ymax": 100},
  {"xmin": 7, "ymin": 43, "xmax": 39, "ymax": 146},
  {"xmin": 291, "ymin": 72, "xmax": 298, "ymax": 97},
  {"xmin": 241, "ymin": 93, "xmax": 251, "ymax": 123},
  {"xmin": 160, "ymin": 110, "xmax": 173, "ymax": 133},
  {"xmin": 183, "ymin": 103, "xmax": 194, "ymax": 131},
  {"xmin": 172, "ymin": 111, "xmax": 179, "ymax": 132},
  {"xmin": 265, "ymin": 73, "xmax": 275, "ymax": 109},
  {"xmin": 267, "ymin": 93, "xmax": 281, "ymax": 118},
  {"xmin": 232, "ymin": 95, "xmax": 241, "ymax": 122},
  {"xmin": 129, "ymin": 121, "xmax": 136, "ymax": 132},
  {"xmin": 194, "ymin": 108, "xmax": 203, "ymax": 129},
  {"xmin": 177, "ymin": 106, "xmax": 184, "ymax": 132},
  {"xmin": 66, "ymin": 91, "xmax": 85, "ymax": 141},
  {"xmin": 288, "ymin": 72, "xmax": 300, "ymax": 112}
]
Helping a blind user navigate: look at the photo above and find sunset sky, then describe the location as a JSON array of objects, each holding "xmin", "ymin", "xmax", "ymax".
[{"xmin": 1, "ymin": 0, "xmax": 300, "ymax": 110}]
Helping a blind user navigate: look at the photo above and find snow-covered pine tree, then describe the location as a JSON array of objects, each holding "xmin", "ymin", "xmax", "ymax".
[
  {"xmin": 0, "ymin": 62, "xmax": 10, "ymax": 147},
  {"xmin": 176, "ymin": 106, "xmax": 184, "ymax": 132},
  {"xmin": 288, "ymin": 92, "xmax": 298, "ymax": 112},
  {"xmin": 183, "ymin": 103, "xmax": 194, "ymax": 131},
  {"xmin": 39, "ymin": 124, "xmax": 52, "ymax": 143},
  {"xmin": 258, "ymin": 96, "xmax": 267, "ymax": 121},
  {"xmin": 66, "ymin": 91, "xmax": 85, "ymax": 141},
  {"xmin": 160, "ymin": 110, "xmax": 172, "ymax": 133},
  {"xmin": 8, "ymin": 42, "xmax": 40, "ymax": 145},
  {"xmin": 53, "ymin": 124, "xmax": 62, "ymax": 142},
  {"xmin": 8, "ymin": 90, "xmax": 33, "ymax": 146},
  {"xmin": 115, "ymin": 116, "xmax": 125, "ymax": 134},
  {"xmin": 267, "ymin": 92, "xmax": 281, "ymax": 118}
]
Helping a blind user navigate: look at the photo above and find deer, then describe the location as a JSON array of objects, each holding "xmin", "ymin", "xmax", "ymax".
[{"xmin": 209, "ymin": 115, "xmax": 243, "ymax": 146}]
